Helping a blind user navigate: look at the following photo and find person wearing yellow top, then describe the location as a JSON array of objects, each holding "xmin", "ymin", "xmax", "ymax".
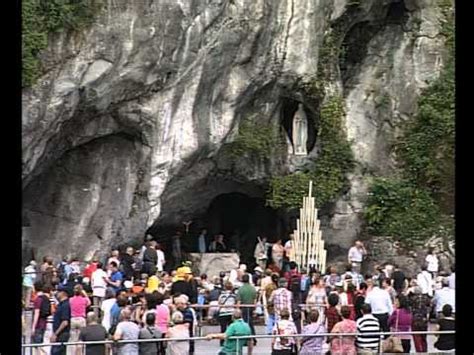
[{"xmin": 146, "ymin": 274, "xmax": 160, "ymax": 293}]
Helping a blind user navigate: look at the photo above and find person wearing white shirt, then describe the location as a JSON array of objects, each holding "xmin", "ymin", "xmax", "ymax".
[
  {"xmin": 23, "ymin": 260, "xmax": 37, "ymax": 309},
  {"xmin": 254, "ymin": 237, "xmax": 269, "ymax": 271},
  {"xmin": 229, "ymin": 264, "xmax": 254, "ymax": 287},
  {"xmin": 197, "ymin": 229, "xmax": 208, "ymax": 254},
  {"xmin": 448, "ymin": 266, "xmax": 455, "ymax": 290},
  {"xmin": 416, "ymin": 266, "xmax": 434, "ymax": 297},
  {"xmin": 433, "ymin": 280, "xmax": 455, "ymax": 316},
  {"xmin": 347, "ymin": 240, "xmax": 367, "ymax": 273},
  {"xmin": 101, "ymin": 289, "xmax": 117, "ymax": 333},
  {"xmin": 284, "ymin": 235, "xmax": 293, "ymax": 260},
  {"xmin": 364, "ymin": 286, "xmax": 393, "ymax": 336},
  {"xmin": 91, "ymin": 262, "xmax": 108, "ymax": 316},
  {"xmin": 107, "ymin": 250, "xmax": 120, "ymax": 276},
  {"xmin": 156, "ymin": 244, "xmax": 166, "ymax": 272},
  {"xmin": 425, "ymin": 248, "xmax": 439, "ymax": 277}
]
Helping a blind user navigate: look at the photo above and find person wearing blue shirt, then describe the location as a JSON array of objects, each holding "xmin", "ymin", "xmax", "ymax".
[
  {"xmin": 51, "ymin": 290, "xmax": 71, "ymax": 355},
  {"xmin": 106, "ymin": 261, "xmax": 123, "ymax": 293}
]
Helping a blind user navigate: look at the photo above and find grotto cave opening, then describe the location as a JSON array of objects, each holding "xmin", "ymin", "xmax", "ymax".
[
  {"xmin": 204, "ymin": 192, "xmax": 291, "ymax": 266},
  {"xmin": 150, "ymin": 191, "xmax": 290, "ymax": 267}
]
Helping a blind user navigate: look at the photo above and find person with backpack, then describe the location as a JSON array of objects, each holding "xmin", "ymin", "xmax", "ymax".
[
  {"xmin": 139, "ymin": 313, "xmax": 163, "ymax": 355},
  {"xmin": 217, "ymin": 281, "xmax": 237, "ymax": 345},
  {"xmin": 31, "ymin": 282, "xmax": 52, "ymax": 352},
  {"xmin": 271, "ymin": 308, "xmax": 298, "ymax": 355}
]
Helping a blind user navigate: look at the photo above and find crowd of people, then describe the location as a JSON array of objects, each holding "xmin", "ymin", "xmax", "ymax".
[{"xmin": 22, "ymin": 234, "xmax": 455, "ymax": 354}]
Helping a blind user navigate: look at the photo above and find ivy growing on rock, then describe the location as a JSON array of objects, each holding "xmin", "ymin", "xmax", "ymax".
[
  {"xmin": 267, "ymin": 96, "xmax": 354, "ymax": 210},
  {"xmin": 22, "ymin": 0, "xmax": 103, "ymax": 87},
  {"xmin": 224, "ymin": 114, "xmax": 283, "ymax": 159},
  {"xmin": 364, "ymin": 0, "xmax": 454, "ymax": 245},
  {"xmin": 364, "ymin": 178, "xmax": 441, "ymax": 247},
  {"xmin": 265, "ymin": 9, "xmax": 358, "ymax": 211}
]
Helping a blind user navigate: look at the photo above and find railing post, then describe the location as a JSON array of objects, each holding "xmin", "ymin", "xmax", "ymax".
[{"xmin": 378, "ymin": 334, "xmax": 384, "ymax": 354}]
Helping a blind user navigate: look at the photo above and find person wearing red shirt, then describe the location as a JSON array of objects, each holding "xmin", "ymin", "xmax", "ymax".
[
  {"xmin": 31, "ymin": 282, "xmax": 52, "ymax": 352},
  {"xmin": 325, "ymin": 293, "xmax": 342, "ymax": 333},
  {"xmin": 83, "ymin": 258, "xmax": 99, "ymax": 279},
  {"xmin": 346, "ymin": 283, "xmax": 357, "ymax": 320}
]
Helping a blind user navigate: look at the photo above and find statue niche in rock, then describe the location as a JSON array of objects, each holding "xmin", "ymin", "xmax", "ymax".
[{"xmin": 292, "ymin": 104, "xmax": 308, "ymax": 155}]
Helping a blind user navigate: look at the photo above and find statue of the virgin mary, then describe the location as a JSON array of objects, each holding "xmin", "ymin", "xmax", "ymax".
[{"xmin": 292, "ymin": 104, "xmax": 308, "ymax": 155}]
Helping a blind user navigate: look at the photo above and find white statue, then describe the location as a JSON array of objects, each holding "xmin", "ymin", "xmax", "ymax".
[{"xmin": 292, "ymin": 103, "xmax": 308, "ymax": 155}]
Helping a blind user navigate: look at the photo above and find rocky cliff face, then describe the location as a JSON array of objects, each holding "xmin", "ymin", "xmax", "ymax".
[{"xmin": 22, "ymin": 0, "xmax": 449, "ymax": 263}]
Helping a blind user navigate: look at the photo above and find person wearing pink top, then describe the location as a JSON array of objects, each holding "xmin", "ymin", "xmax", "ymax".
[
  {"xmin": 69, "ymin": 284, "xmax": 91, "ymax": 355},
  {"xmin": 155, "ymin": 294, "xmax": 170, "ymax": 354},
  {"xmin": 330, "ymin": 306, "xmax": 357, "ymax": 355}
]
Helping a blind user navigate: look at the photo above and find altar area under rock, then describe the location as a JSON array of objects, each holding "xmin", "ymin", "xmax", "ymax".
[{"xmin": 188, "ymin": 253, "xmax": 240, "ymax": 277}]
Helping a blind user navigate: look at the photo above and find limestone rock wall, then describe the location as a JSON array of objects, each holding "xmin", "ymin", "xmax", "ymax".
[{"xmin": 22, "ymin": 0, "xmax": 449, "ymax": 262}]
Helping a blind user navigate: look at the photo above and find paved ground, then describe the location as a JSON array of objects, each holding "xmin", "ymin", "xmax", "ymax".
[{"xmin": 194, "ymin": 324, "xmax": 440, "ymax": 354}]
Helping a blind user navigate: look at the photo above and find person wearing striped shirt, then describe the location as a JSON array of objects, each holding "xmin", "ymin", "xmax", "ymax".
[{"xmin": 356, "ymin": 304, "xmax": 381, "ymax": 353}]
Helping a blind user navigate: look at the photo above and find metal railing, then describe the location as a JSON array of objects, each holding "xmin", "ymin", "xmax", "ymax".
[{"xmin": 22, "ymin": 330, "xmax": 455, "ymax": 353}]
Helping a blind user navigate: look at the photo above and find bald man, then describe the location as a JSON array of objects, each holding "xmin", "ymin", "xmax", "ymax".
[
  {"xmin": 79, "ymin": 312, "xmax": 108, "ymax": 355},
  {"xmin": 114, "ymin": 308, "xmax": 140, "ymax": 355}
]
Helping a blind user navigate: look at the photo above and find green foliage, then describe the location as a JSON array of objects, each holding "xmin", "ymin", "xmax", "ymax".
[
  {"xmin": 396, "ymin": 60, "xmax": 454, "ymax": 204},
  {"xmin": 438, "ymin": 0, "xmax": 454, "ymax": 50},
  {"xmin": 268, "ymin": 172, "xmax": 313, "ymax": 210},
  {"xmin": 395, "ymin": 1, "xmax": 454, "ymax": 213},
  {"xmin": 225, "ymin": 115, "xmax": 282, "ymax": 159},
  {"xmin": 317, "ymin": 30, "xmax": 343, "ymax": 82},
  {"xmin": 375, "ymin": 94, "xmax": 391, "ymax": 109},
  {"xmin": 267, "ymin": 96, "xmax": 354, "ymax": 210},
  {"xmin": 364, "ymin": 1, "xmax": 454, "ymax": 245},
  {"xmin": 22, "ymin": 0, "xmax": 102, "ymax": 87},
  {"xmin": 364, "ymin": 178, "xmax": 441, "ymax": 246}
]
